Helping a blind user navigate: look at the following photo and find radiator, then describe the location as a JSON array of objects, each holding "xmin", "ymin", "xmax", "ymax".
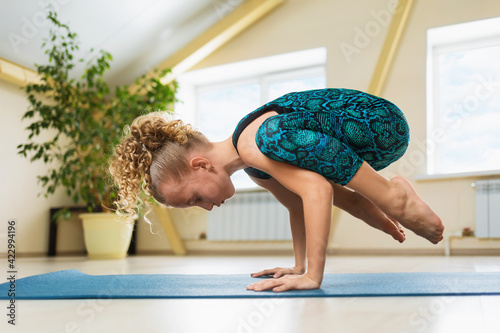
[
  {"xmin": 475, "ymin": 179, "xmax": 500, "ymax": 238},
  {"xmin": 207, "ymin": 191, "xmax": 292, "ymax": 241}
]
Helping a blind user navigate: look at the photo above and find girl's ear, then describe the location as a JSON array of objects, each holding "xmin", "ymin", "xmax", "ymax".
[{"xmin": 189, "ymin": 156, "xmax": 213, "ymax": 171}]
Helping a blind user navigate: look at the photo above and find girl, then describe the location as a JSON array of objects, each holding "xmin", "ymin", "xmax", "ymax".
[{"xmin": 109, "ymin": 88, "xmax": 444, "ymax": 292}]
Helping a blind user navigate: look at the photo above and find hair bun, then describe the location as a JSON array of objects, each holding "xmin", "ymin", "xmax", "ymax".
[
  {"xmin": 109, "ymin": 112, "xmax": 207, "ymax": 221},
  {"xmin": 130, "ymin": 114, "xmax": 196, "ymax": 152}
]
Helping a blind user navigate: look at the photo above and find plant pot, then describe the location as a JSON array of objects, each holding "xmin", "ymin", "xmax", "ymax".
[{"xmin": 80, "ymin": 212, "xmax": 134, "ymax": 259}]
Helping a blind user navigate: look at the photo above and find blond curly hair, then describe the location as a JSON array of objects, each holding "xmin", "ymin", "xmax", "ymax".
[{"xmin": 109, "ymin": 112, "xmax": 209, "ymax": 218}]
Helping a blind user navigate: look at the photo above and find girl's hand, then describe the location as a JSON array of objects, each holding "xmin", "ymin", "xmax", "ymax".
[
  {"xmin": 246, "ymin": 273, "xmax": 320, "ymax": 292},
  {"xmin": 250, "ymin": 266, "xmax": 305, "ymax": 279}
]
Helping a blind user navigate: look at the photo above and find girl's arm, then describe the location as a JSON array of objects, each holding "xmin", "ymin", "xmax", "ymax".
[
  {"xmin": 249, "ymin": 177, "xmax": 306, "ymax": 276},
  {"xmin": 245, "ymin": 159, "xmax": 333, "ymax": 292}
]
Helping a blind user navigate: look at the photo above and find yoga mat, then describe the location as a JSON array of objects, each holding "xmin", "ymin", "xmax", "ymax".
[{"xmin": 1, "ymin": 269, "xmax": 500, "ymax": 299}]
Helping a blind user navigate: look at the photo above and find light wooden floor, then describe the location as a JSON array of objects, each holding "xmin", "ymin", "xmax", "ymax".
[{"xmin": 2, "ymin": 255, "xmax": 500, "ymax": 333}]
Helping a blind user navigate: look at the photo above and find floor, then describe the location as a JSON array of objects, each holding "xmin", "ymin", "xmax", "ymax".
[{"xmin": 2, "ymin": 255, "xmax": 500, "ymax": 333}]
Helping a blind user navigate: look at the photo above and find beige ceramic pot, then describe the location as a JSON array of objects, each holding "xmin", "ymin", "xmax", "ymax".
[{"xmin": 80, "ymin": 212, "xmax": 134, "ymax": 259}]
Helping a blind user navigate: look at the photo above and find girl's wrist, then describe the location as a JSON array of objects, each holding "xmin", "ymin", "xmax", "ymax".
[
  {"xmin": 304, "ymin": 271, "xmax": 323, "ymax": 285},
  {"xmin": 302, "ymin": 272, "xmax": 323, "ymax": 288},
  {"xmin": 293, "ymin": 265, "xmax": 306, "ymax": 274},
  {"xmin": 304, "ymin": 265, "xmax": 325, "ymax": 284}
]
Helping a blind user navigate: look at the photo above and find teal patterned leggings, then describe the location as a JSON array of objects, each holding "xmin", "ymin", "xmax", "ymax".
[{"xmin": 250, "ymin": 89, "xmax": 410, "ymax": 185}]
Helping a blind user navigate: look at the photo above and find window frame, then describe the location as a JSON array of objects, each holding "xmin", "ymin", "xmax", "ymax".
[
  {"xmin": 424, "ymin": 17, "xmax": 500, "ymax": 179},
  {"xmin": 194, "ymin": 65, "xmax": 326, "ymax": 127},
  {"xmin": 175, "ymin": 47, "xmax": 327, "ymax": 126}
]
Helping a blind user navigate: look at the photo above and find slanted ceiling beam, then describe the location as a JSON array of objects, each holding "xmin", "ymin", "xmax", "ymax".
[
  {"xmin": 0, "ymin": 58, "xmax": 40, "ymax": 87},
  {"xmin": 156, "ymin": 0, "xmax": 284, "ymax": 84},
  {"xmin": 367, "ymin": 0, "xmax": 414, "ymax": 96}
]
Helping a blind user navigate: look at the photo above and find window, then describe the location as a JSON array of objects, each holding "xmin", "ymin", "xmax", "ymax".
[
  {"xmin": 426, "ymin": 18, "xmax": 500, "ymax": 176},
  {"xmin": 176, "ymin": 48, "xmax": 327, "ymax": 189}
]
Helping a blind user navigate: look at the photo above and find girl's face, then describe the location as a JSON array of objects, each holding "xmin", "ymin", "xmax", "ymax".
[{"xmin": 160, "ymin": 167, "xmax": 235, "ymax": 211}]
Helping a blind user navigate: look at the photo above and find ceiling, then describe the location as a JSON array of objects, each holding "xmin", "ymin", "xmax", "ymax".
[{"xmin": 0, "ymin": 0, "xmax": 242, "ymax": 87}]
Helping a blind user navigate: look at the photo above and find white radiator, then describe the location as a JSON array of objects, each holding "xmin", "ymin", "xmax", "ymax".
[
  {"xmin": 475, "ymin": 179, "xmax": 500, "ymax": 238},
  {"xmin": 207, "ymin": 191, "xmax": 292, "ymax": 241}
]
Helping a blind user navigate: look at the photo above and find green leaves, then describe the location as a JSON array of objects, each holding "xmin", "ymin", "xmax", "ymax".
[{"xmin": 18, "ymin": 11, "xmax": 177, "ymax": 212}]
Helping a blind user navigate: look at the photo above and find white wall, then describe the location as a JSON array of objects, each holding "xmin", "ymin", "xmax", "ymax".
[{"xmin": 0, "ymin": 80, "xmax": 73, "ymax": 256}]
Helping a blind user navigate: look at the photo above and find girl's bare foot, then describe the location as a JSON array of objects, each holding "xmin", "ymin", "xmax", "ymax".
[
  {"xmin": 389, "ymin": 177, "xmax": 444, "ymax": 244},
  {"xmin": 330, "ymin": 181, "xmax": 406, "ymax": 243},
  {"xmin": 357, "ymin": 197, "xmax": 406, "ymax": 243},
  {"xmin": 387, "ymin": 217, "xmax": 406, "ymax": 243}
]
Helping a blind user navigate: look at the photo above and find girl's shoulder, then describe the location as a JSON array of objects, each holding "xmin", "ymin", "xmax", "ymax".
[{"xmin": 235, "ymin": 111, "xmax": 279, "ymax": 168}]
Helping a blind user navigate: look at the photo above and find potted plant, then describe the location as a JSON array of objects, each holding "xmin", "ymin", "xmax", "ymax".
[{"xmin": 17, "ymin": 12, "xmax": 177, "ymax": 259}]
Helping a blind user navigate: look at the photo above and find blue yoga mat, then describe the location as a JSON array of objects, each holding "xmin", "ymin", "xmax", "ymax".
[{"xmin": 1, "ymin": 269, "xmax": 500, "ymax": 299}]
